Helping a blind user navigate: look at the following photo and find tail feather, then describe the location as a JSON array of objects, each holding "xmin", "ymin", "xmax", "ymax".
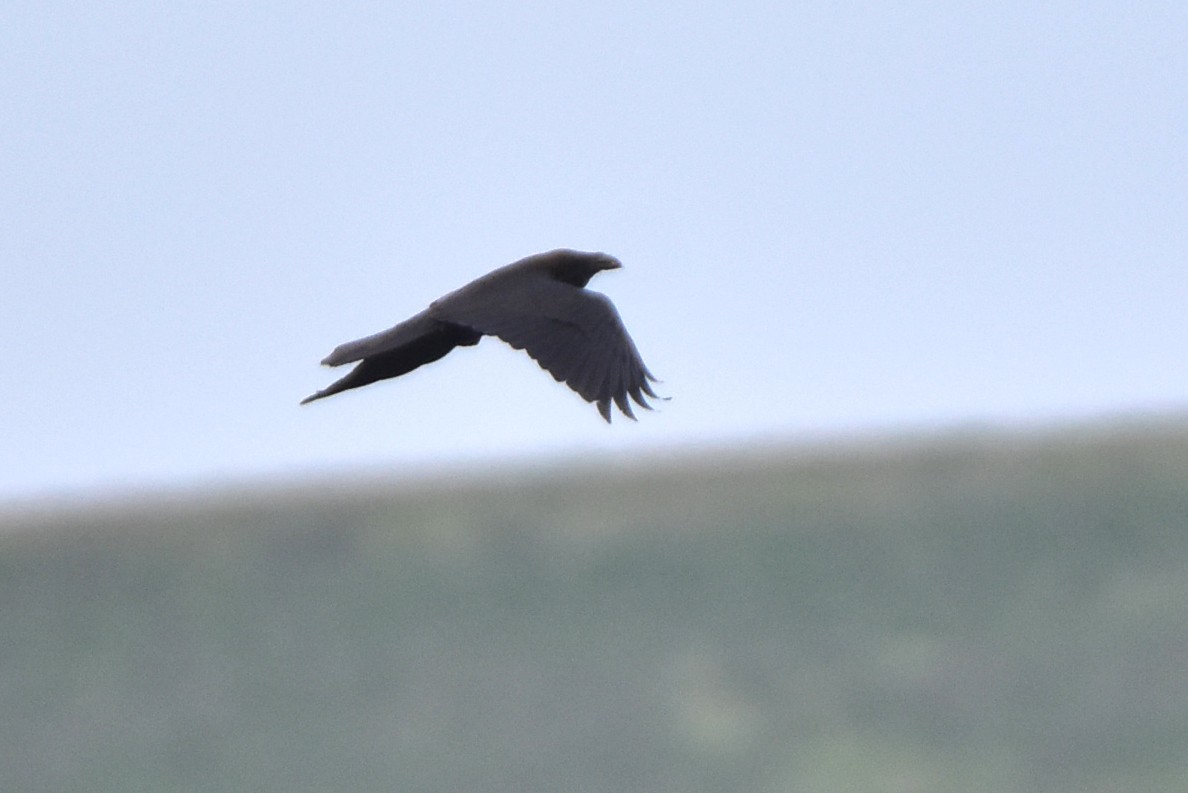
[{"xmin": 302, "ymin": 320, "xmax": 481, "ymax": 404}]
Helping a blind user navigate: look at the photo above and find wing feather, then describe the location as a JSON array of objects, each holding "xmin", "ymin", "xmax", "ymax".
[{"xmin": 434, "ymin": 277, "xmax": 656, "ymax": 421}]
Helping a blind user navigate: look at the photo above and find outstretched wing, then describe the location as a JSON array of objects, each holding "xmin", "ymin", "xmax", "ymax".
[{"xmin": 436, "ymin": 278, "xmax": 657, "ymax": 421}]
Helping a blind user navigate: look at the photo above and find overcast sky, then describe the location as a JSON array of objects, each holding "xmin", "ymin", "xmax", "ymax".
[{"xmin": 3, "ymin": 1, "xmax": 1186, "ymax": 502}]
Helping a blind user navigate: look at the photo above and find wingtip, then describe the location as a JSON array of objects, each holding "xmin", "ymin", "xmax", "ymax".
[{"xmin": 614, "ymin": 392, "xmax": 637, "ymax": 421}]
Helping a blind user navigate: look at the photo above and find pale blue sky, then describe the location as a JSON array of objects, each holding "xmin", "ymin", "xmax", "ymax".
[{"xmin": 3, "ymin": 1, "xmax": 1186, "ymax": 502}]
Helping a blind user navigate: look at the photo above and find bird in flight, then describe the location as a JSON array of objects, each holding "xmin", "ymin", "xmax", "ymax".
[{"xmin": 302, "ymin": 249, "xmax": 660, "ymax": 421}]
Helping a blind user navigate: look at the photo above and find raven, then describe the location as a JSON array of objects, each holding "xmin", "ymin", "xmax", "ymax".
[{"xmin": 302, "ymin": 249, "xmax": 659, "ymax": 421}]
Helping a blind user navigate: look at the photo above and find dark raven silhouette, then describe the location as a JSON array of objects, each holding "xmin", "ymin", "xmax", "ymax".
[{"xmin": 302, "ymin": 249, "xmax": 659, "ymax": 421}]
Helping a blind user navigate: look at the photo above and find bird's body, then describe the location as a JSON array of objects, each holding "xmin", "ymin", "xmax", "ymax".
[{"xmin": 302, "ymin": 249, "xmax": 659, "ymax": 421}]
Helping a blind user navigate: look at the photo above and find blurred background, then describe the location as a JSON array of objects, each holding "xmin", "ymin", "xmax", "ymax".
[{"xmin": 2, "ymin": 1, "xmax": 1187, "ymax": 790}]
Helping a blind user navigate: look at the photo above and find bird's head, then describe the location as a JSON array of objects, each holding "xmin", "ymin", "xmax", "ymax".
[{"xmin": 541, "ymin": 249, "xmax": 622, "ymax": 288}]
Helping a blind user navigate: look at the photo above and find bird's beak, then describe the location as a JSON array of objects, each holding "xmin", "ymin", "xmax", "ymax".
[{"xmin": 602, "ymin": 255, "xmax": 623, "ymax": 271}]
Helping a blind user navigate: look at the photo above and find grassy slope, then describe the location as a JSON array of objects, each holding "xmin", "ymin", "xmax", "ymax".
[{"xmin": 2, "ymin": 422, "xmax": 1187, "ymax": 792}]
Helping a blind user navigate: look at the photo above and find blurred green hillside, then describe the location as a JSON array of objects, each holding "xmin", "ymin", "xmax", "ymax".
[{"xmin": 2, "ymin": 421, "xmax": 1187, "ymax": 792}]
